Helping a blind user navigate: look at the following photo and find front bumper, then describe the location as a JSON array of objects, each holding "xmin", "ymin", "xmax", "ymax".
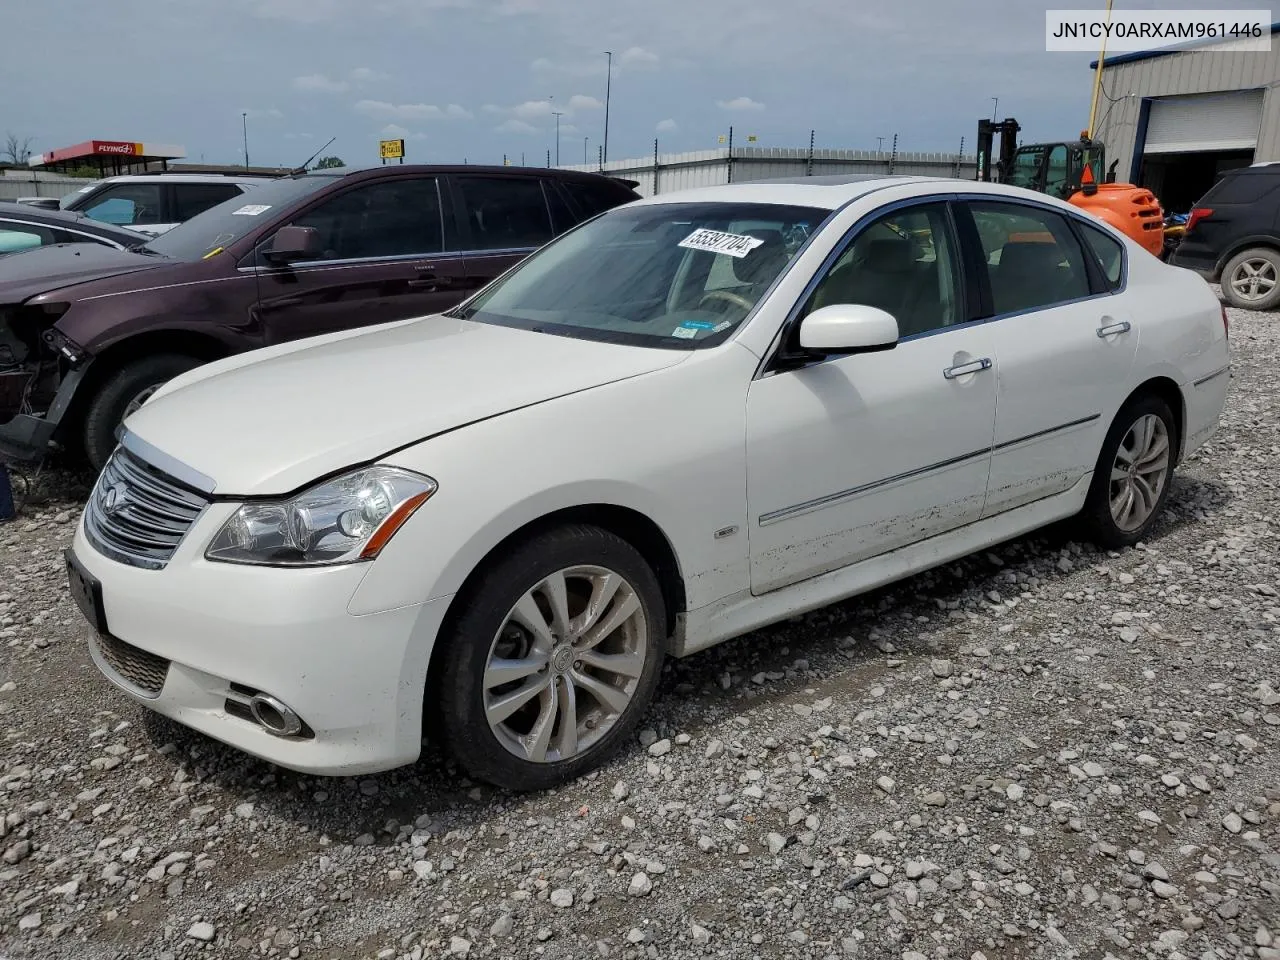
[{"xmin": 69, "ymin": 509, "xmax": 451, "ymax": 776}]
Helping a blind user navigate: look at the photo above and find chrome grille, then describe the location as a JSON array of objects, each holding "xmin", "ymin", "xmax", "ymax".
[
  {"xmin": 83, "ymin": 448, "xmax": 210, "ymax": 570},
  {"xmin": 91, "ymin": 632, "xmax": 170, "ymax": 697}
]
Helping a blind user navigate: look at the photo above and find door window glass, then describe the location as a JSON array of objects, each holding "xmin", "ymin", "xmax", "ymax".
[
  {"xmin": 80, "ymin": 184, "xmax": 165, "ymax": 226},
  {"xmin": 0, "ymin": 225, "xmax": 52, "ymax": 253},
  {"xmin": 456, "ymin": 176, "xmax": 554, "ymax": 250},
  {"xmin": 288, "ymin": 177, "xmax": 443, "ymax": 260},
  {"xmin": 969, "ymin": 201, "xmax": 1092, "ymax": 315},
  {"xmin": 801, "ymin": 203, "xmax": 962, "ymax": 339},
  {"xmin": 1077, "ymin": 221, "xmax": 1124, "ymax": 290},
  {"xmin": 173, "ymin": 183, "xmax": 243, "ymax": 221},
  {"xmin": 1045, "ymin": 144, "xmax": 1070, "ymax": 199}
]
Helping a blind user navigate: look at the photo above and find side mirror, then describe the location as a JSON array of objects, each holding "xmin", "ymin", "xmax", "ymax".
[
  {"xmin": 263, "ymin": 225, "xmax": 322, "ymax": 266},
  {"xmin": 797, "ymin": 303, "xmax": 899, "ymax": 354}
]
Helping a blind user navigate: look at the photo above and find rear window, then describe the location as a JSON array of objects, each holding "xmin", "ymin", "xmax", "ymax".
[
  {"xmin": 1202, "ymin": 171, "xmax": 1280, "ymax": 205},
  {"xmin": 562, "ymin": 179, "xmax": 633, "ymax": 219}
]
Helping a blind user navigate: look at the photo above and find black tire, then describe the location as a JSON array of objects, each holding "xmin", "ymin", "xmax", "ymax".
[
  {"xmin": 1221, "ymin": 246, "xmax": 1280, "ymax": 311},
  {"xmin": 434, "ymin": 524, "xmax": 667, "ymax": 791},
  {"xmin": 82, "ymin": 354, "xmax": 201, "ymax": 470},
  {"xmin": 1077, "ymin": 394, "xmax": 1178, "ymax": 550}
]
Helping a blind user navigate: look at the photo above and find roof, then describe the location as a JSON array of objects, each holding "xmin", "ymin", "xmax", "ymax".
[
  {"xmin": 304, "ymin": 163, "xmax": 640, "ymax": 184},
  {"xmin": 28, "ymin": 139, "xmax": 186, "ymax": 167},
  {"xmin": 89, "ymin": 172, "xmax": 274, "ymax": 184},
  {"xmin": 630, "ymin": 175, "xmax": 955, "ymax": 211},
  {"xmin": 1091, "ymin": 21, "xmax": 1280, "ymax": 68}
]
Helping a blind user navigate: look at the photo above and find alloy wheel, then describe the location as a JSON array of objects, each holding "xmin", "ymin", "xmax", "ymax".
[
  {"xmin": 1108, "ymin": 413, "xmax": 1171, "ymax": 532},
  {"xmin": 1229, "ymin": 257, "xmax": 1278, "ymax": 303},
  {"xmin": 483, "ymin": 565, "xmax": 648, "ymax": 764}
]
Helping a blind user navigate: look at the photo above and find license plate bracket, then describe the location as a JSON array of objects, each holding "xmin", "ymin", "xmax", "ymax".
[{"xmin": 65, "ymin": 549, "xmax": 108, "ymax": 636}]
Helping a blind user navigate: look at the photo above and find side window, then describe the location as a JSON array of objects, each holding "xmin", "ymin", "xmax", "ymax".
[
  {"xmin": 1044, "ymin": 145, "xmax": 1070, "ymax": 199},
  {"xmin": 969, "ymin": 201, "xmax": 1092, "ymax": 315},
  {"xmin": 0, "ymin": 224, "xmax": 54, "ymax": 253},
  {"xmin": 544, "ymin": 182, "xmax": 579, "ymax": 234},
  {"xmin": 51, "ymin": 228, "xmax": 117, "ymax": 248},
  {"xmin": 456, "ymin": 177, "xmax": 554, "ymax": 250},
  {"xmin": 801, "ymin": 203, "xmax": 962, "ymax": 339},
  {"xmin": 80, "ymin": 184, "xmax": 165, "ymax": 226},
  {"xmin": 288, "ymin": 178, "xmax": 443, "ymax": 261},
  {"xmin": 1077, "ymin": 221, "xmax": 1124, "ymax": 290},
  {"xmin": 562, "ymin": 180, "xmax": 628, "ymax": 219},
  {"xmin": 172, "ymin": 183, "xmax": 243, "ymax": 221}
]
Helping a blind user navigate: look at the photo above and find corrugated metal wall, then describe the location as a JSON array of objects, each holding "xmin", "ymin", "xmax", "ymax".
[
  {"xmin": 1094, "ymin": 44, "xmax": 1280, "ymax": 178},
  {"xmin": 0, "ymin": 170, "xmax": 87, "ymax": 202},
  {"xmin": 558, "ymin": 147, "xmax": 977, "ymax": 197}
]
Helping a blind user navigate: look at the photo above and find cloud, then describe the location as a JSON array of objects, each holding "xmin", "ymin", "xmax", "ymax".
[
  {"xmin": 380, "ymin": 123, "xmax": 426, "ymax": 141},
  {"xmin": 354, "ymin": 99, "xmax": 469, "ymax": 122},
  {"xmin": 348, "ymin": 66, "xmax": 390, "ymax": 83},
  {"xmin": 293, "ymin": 73, "xmax": 349, "ymax": 93},
  {"xmin": 496, "ymin": 119, "xmax": 539, "ymax": 135},
  {"xmin": 618, "ymin": 46, "xmax": 659, "ymax": 67},
  {"xmin": 559, "ymin": 123, "xmax": 580, "ymax": 135},
  {"xmin": 569, "ymin": 94, "xmax": 603, "ymax": 111},
  {"xmin": 284, "ymin": 132, "xmax": 316, "ymax": 140},
  {"xmin": 656, "ymin": 118, "xmax": 678, "ymax": 133},
  {"xmin": 716, "ymin": 96, "xmax": 765, "ymax": 111},
  {"xmin": 511, "ymin": 100, "xmax": 554, "ymax": 121}
]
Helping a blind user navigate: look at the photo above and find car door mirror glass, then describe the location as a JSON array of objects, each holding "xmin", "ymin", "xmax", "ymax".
[
  {"xmin": 264, "ymin": 225, "xmax": 323, "ymax": 265},
  {"xmin": 798, "ymin": 303, "xmax": 899, "ymax": 354}
]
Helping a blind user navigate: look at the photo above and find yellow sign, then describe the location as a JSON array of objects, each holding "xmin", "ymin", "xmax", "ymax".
[
  {"xmin": 379, "ymin": 138, "xmax": 405, "ymax": 159},
  {"xmin": 717, "ymin": 135, "xmax": 727, "ymax": 144},
  {"xmin": 746, "ymin": 135, "xmax": 758, "ymax": 142}
]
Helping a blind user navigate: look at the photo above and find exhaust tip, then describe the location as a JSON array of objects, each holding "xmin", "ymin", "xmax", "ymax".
[{"xmin": 249, "ymin": 693, "xmax": 304, "ymax": 738}]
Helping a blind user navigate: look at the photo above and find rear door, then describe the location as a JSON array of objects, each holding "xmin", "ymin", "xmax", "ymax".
[
  {"xmin": 960, "ymin": 198, "xmax": 1138, "ymax": 517},
  {"xmin": 447, "ymin": 174, "xmax": 559, "ymax": 296},
  {"xmin": 250, "ymin": 174, "xmax": 466, "ymax": 345}
]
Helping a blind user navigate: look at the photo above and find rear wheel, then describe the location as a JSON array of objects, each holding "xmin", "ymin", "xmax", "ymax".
[
  {"xmin": 82, "ymin": 354, "xmax": 201, "ymax": 470},
  {"xmin": 1077, "ymin": 394, "xmax": 1177, "ymax": 549},
  {"xmin": 1222, "ymin": 246, "xmax": 1280, "ymax": 310},
  {"xmin": 434, "ymin": 525, "xmax": 666, "ymax": 791}
]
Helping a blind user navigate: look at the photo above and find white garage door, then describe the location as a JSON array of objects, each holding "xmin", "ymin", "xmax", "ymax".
[{"xmin": 1144, "ymin": 89, "xmax": 1264, "ymax": 154}]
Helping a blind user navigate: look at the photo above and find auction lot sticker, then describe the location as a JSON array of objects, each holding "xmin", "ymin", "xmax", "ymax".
[{"xmin": 679, "ymin": 228, "xmax": 765, "ymax": 258}]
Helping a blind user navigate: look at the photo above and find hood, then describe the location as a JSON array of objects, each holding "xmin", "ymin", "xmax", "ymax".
[
  {"xmin": 124, "ymin": 315, "xmax": 690, "ymax": 496},
  {"xmin": 0, "ymin": 243, "xmax": 168, "ymax": 304}
]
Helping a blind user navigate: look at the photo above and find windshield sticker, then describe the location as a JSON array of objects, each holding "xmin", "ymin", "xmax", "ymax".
[
  {"xmin": 713, "ymin": 320, "xmax": 732, "ymax": 332},
  {"xmin": 680, "ymin": 320, "xmax": 717, "ymax": 331},
  {"xmin": 671, "ymin": 326, "xmax": 699, "ymax": 339},
  {"xmin": 231, "ymin": 204, "xmax": 272, "ymax": 216},
  {"xmin": 678, "ymin": 228, "xmax": 765, "ymax": 259}
]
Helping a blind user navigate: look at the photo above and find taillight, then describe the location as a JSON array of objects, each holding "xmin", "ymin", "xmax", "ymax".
[
  {"xmin": 1186, "ymin": 207, "xmax": 1213, "ymax": 233},
  {"xmin": 1222, "ymin": 304, "xmax": 1229, "ymax": 337}
]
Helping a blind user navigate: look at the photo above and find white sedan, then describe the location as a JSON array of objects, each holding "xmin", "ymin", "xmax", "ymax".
[{"xmin": 66, "ymin": 175, "xmax": 1230, "ymax": 790}]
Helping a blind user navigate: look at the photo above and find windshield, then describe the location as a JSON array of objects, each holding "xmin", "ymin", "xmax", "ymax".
[
  {"xmin": 451, "ymin": 202, "xmax": 826, "ymax": 348},
  {"xmin": 1007, "ymin": 146, "xmax": 1045, "ymax": 190},
  {"xmin": 139, "ymin": 175, "xmax": 332, "ymax": 261}
]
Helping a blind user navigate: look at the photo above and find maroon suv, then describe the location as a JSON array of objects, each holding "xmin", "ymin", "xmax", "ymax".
[{"xmin": 0, "ymin": 165, "xmax": 640, "ymax": 468}]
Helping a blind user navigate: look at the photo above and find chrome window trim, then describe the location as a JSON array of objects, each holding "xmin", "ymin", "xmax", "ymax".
[{"xmin": 0, "ymin": 216, "xmax": 128, "ymax": 250}]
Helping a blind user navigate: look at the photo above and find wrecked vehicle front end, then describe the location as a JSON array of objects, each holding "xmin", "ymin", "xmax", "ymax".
[{"xmin": 0, "ymin": 301, "xmax": 92, "ymax": 461}]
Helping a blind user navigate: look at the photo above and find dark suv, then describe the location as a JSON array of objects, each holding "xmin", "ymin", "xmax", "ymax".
[
  {"xmin": 0, "ymin": 165, "xmax": 640, "ymax": 467},
  {"xmin": 1171, "ymin": 163, "xmax": 1280, "ymax": 311}
]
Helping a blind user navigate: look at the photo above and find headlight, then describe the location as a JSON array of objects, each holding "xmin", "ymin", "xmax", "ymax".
[{"xmin": 205, "ymin": 466, "xmax": 436, "ymax": 567}]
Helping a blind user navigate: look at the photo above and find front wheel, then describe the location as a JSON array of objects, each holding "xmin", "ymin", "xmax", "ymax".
[
  {"xmin": 81, "ymin": 354, "xmax": 201, "ymax": 470},
  {"xmin": 434, "ymin": 525, "xmax": 667, "ymax": 791},
  {"xmin": 1077, "ymin": 395, "xmax": 1178, "ymax": 549}
]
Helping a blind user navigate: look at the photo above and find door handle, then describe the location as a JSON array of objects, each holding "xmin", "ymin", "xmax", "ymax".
[
  {"xmin": 943, "ymin": 357, "xmax": 992, "ymax": 380},
  {"xmin": 1096, "ymin": 320, "xmax": 1131, "ymax": 337}
]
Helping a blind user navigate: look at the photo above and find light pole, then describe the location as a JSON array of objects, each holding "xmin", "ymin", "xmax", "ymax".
[
  {"xmin": 242, "ymin": 112, "xmax": 249, "ymax": 168},
  {"xmin": 584, "ymin": 136, "xmax": 589, "ymax": 164},
  {"xmin": 876, "ymin": 136, "xmax": 884, "ymax": 153},
  {"xmin": 552, "ymin": 111, "xmax": 564, "ymax": 165},
  {"xmin": 603, "ymin": 50, "xmax": 613, "ymax": 164}
]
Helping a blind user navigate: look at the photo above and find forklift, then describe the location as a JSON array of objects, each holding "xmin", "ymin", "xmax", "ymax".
[{"xmin": 974, "ymin": 116, "xmax": 1165, "ymax": 257}]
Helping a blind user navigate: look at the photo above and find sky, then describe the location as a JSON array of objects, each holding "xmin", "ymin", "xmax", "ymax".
[{"xmin": 0, "ymin": 0, "xmax": 1256, "ymax": 169}]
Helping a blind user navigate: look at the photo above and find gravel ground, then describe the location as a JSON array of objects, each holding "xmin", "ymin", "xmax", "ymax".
[{"xmin": 1, "ymin": 296, "xmax": 1275, "ymax": 960}]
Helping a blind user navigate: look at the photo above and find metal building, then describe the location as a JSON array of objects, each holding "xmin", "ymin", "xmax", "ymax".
[
  {"xmin": 558, "ymin": 146, "xmax": 977, "ymax": 198},
  {"xmin": 1092, "ymin": 23, "xmax": 1280, "ymax": 212}
]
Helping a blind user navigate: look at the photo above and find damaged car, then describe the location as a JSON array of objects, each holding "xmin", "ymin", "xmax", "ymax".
[{"xmin": 0, "ymin": 164, "xmax": 640, "ymax": 467}]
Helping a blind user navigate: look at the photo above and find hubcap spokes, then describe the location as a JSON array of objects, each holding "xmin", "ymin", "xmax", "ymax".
[
  {"xmin": 483, "ymin": 565, "xmax": 646, "ymax": 764},
  {"xmin": 1231, "ymin": 259, "xmax": 1277, "ymax": 302},
  {"xmin": 1108, "ymin": 413, "xmax": 1170, "ymax": 532}
]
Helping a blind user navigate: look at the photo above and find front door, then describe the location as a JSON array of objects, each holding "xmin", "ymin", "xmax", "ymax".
[
  {"xmin": 963, "ymin": 199, "xmax": 1139, "ymax": 517},
  {"xmin": 745, "ymin": 201, "xmax": 998, "ymax": 594},
  {"xmin": 253, "ymin": 175, "xmax": 465, "ymax": 346}
]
